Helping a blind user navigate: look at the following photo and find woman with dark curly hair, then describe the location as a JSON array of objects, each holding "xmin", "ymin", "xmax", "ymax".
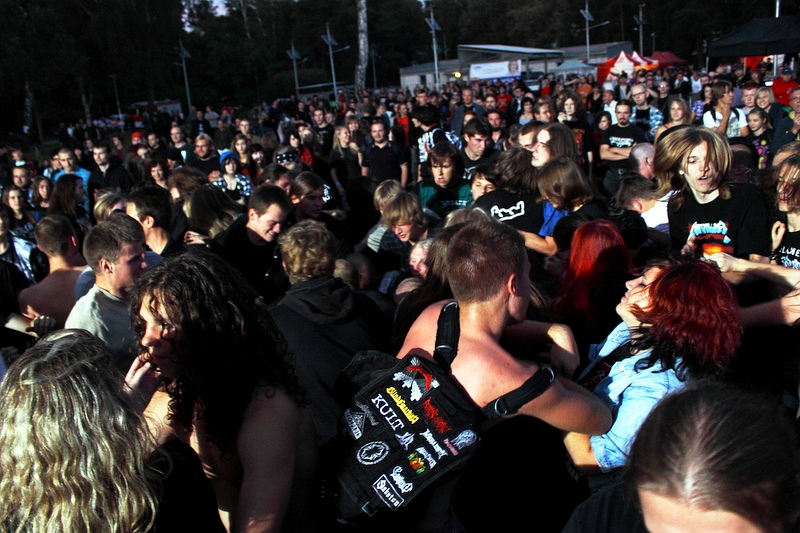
[
  {"xmin": 130, "ymin": 250, "xmax": 318, "ymax": 532},
  {"xmin": 563, "ymin": 259, "xmax": 741, "ymax": 483},
  {"xmin": 517, "ymin": 96, "xmax": 536, "ymax": 125},
  {"xmin": 0, "ymin": 329, "xmax": 225, "ymax": 533}
]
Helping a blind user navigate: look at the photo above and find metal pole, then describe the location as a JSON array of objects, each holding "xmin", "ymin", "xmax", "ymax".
[
  {"xmin": 430, "ymin": 7, "xmax": 439, "ymax": 90},
  {"xmin": 775, "ymin": 0, "xmax": 781, "ymax": 78},
  {"xmin": 585, "ymin": 0, "xmax": 590, "ymax": 63},
  {"xmin": 291, "ymin": 41, "xmax": 300, "ymax": 99},
  {"xmin": 179, "ymin": 40, "xmax": 192, "ymax": 114},
  {"xmin": 638, "ymin": 4, "xmax": 644, "ymax": 54},
  {"xmin": 371, "ymin": 49, "xmax": 378, "ymax": 89},
  {"xmin": 110, "ymin": 74, "xmax": 122, "ymax": 120},
  {"xmin": 326, "ymin": 23, "xmax": 338, "ymax": 96}
]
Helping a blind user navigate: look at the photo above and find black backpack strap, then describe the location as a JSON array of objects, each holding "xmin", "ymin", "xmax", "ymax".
[
  {"xmin": 481, "ymin": 364, "xmax": 556, "ymax": 418},
  {"xmin": 432, "ymin": 301, "xmax": 460, "ymax": 368}
]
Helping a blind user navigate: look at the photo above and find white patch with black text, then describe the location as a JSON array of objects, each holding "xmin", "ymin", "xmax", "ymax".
[
  {"xmin": 372, "ymin": 474, "xmax": 405, "ymax": 509},
  {"xmin": 416, "ymin": 446, "xmax": 438, "ymax": 469}
]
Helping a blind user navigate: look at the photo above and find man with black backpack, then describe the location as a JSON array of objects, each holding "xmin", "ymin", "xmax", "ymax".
[
  {"xmin": 400, "ymin": 220, "xmax": 611, "ymax": 431},
  {"xmin": 336, "ymin": 219, "xmax": 612, "ymax": 531},
  {"xmin": 401, "ymin": 220, "xmax": 612, "ymax": 528}
]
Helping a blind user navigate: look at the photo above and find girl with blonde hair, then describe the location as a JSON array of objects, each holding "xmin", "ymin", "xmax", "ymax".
[{"xmin": 0, "ymin": 329, "xmax": 224, "ymax": 533}]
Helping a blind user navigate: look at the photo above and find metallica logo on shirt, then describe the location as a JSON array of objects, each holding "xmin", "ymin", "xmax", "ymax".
[{"xmin": 686, "ymin": 219, "xmax": 733, "ymax": 258}]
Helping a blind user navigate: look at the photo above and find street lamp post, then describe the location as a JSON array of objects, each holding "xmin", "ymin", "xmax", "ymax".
[
  {"xmin": 633, "ymin": 4, "xmax": 646, "ymax": 54},
  {"xmin": 322, "ymin": 23, "xmax": 340, "ymax": 96},
  {"xmin": 580, "ymin": 2, "xmax": 609, "ymax": 64},
  {"xmin": 370, "ymin": 48, "xmax": 378, "ymax": 89},
  {"xmin": 287, "ymin": 41, "xmax": 301, "ymax": 99},
  {"xmin": 179, "ymin": 40, "xmax": 192, "ymax": 115},
  {"xmin": 110, "ymin": 74, "xmax": 122, "ymax": 121},
  {"xmin": 426, "ymin": 8, "xmax": 441, "ymax": 89},
  {"xmin": 580, "ymin": 1, "xmax": 593, "ymax": 63}
]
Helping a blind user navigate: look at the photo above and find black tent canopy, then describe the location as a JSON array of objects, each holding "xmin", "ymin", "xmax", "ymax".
[{"xmin": 708, "ymin": 16, "xmax": 800, "ymax": 57}]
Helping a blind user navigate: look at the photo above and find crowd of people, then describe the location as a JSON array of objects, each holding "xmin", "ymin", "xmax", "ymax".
[{"xmin": 2, "ymin": 57, "xmax": 800, "ymax": 532}]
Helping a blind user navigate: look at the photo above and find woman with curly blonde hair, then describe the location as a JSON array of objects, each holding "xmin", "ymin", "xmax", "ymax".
[
  {"xmin": 0, "ymin": 330, "xmax": 157, "ymax": 533},
  {"xmin": 0, "ymin": 330, "xmax": 224, "ymax": 533}
]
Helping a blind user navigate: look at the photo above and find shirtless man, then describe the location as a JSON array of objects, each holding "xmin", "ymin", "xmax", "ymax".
[
  {"xmin": 18, "ymin": 215, "xmax": 86, "ymax": 328},
  {"xmin": 130, "ymin": 251, "xmax": 318, "ymax": 533},
  {"xmin": 394, "ymin": 220, "xmax": 611, "ymax": 530},
  {"xmin": 399, "ymin": 219, "xmax": 611, "ymax": 433}
]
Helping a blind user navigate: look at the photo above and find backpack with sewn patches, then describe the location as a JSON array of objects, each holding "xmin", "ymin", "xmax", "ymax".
[{"xmin": 332, "ymin": 301, "xmax": 555, "ymax": 523}]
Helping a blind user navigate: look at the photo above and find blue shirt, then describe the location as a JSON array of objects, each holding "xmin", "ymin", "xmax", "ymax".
[
  {"xmin": 538, "ymin": 201, "xmax": 569, "ymax": 237},
  {"xmin": 584, "ymin": 322, "xmax": 685, "ymax": 472}
]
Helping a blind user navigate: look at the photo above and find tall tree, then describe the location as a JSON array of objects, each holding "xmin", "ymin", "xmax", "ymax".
[{"xmin": 355, "ymin": 0, "xmax": 368, "ymax": 91}]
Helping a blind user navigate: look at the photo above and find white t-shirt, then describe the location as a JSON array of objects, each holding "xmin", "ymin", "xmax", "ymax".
[
  {"xmin": 703, "ymin": 108, "xmax": 747, "ymax": 138},
  {"xmin": 641, "ymin": 191, "xmax": 674, "ymax": 236}
]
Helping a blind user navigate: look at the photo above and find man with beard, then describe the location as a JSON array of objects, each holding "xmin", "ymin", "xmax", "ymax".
[
  {"xmin": 630, "ymin": 84, "xmax": 663, "ymax": 142},
  {"xmin": 361, "ymin": 119, "xmax": 408, "ymax": 187},
  {"xmin": 487, "ymin": 109, "xmax": 506, "ymax": 151},
  {"xmin": 185, "ymin": 133, "xmax": 221, "ymax": 181}
]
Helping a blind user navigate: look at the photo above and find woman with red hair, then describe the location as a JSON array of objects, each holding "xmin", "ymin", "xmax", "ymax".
[
  {"xmin": 553, "ymin": 219, "xmax": 633, "ymax": 360},
  {"xmin": 562, "ymin": 259, "xmax": 742, "ymax": 483}
]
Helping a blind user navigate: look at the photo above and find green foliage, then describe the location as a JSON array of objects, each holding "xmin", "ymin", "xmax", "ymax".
[{"xmin": 1, "ymin": 0, "xmax": 798, "ymax": 143}]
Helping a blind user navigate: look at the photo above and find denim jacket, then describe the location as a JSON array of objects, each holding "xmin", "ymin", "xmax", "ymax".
[{"xmin": 586, "ymin": 322, "xmax": 685, "ymax": 472}]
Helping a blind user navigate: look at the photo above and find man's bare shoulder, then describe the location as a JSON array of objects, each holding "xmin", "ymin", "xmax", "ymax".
[
  {"xmin": 452, "ymin": 335, "xmax": 542, "ymax": 407},
  {"xmin": 18, "ymin": 269, "xmax": 82, "ymax": 303},
  {"xmin": 397, "ymin": 299, "xmax": 451, "ymax": 360},
  {"xmin": 398, "ymin": 299, "xmax": 542, "ymax": 408}
]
